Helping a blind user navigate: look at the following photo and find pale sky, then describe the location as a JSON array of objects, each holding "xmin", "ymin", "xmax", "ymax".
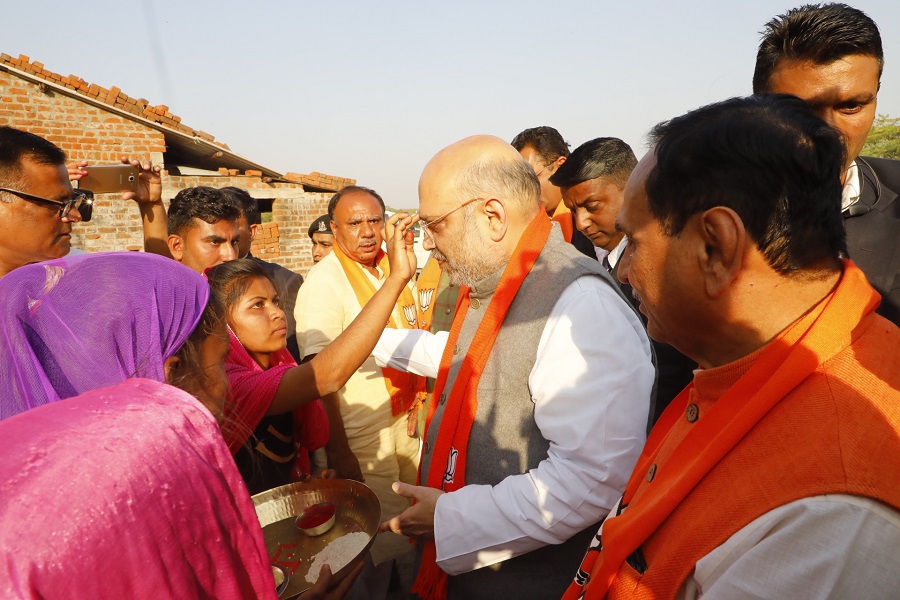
[{"xmin": 6, "ymin": 0, "xmax": 899, "ymax": 208}]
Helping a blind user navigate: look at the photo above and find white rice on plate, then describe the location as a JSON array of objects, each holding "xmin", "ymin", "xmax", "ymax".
[{"xmin": 305, "ymin": 532, "xmax": 370, "ymax": 583}]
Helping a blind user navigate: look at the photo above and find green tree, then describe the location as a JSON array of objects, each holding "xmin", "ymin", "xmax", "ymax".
[{"xmin": 863, "ymin": 114, "xmax": 900, "ymax": 160}]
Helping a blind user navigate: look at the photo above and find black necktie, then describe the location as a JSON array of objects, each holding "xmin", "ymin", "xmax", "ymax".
[{"xmin": 602, "ymin": 255, "xmax": 612, "ymax": 273}]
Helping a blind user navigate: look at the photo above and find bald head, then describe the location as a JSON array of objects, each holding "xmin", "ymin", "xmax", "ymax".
[
  {"xmin": 419, "ymin": 135, "xmax": 541, "ymax": 219},
  {"xmin": 418, "ymin": 136, "xmax": 542, "ymax": 287}
]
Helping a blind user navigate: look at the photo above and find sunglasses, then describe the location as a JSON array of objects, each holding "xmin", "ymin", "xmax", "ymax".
[{"xmin": 0, "ymin": 187, "xmax": 94, "ymax": 221}]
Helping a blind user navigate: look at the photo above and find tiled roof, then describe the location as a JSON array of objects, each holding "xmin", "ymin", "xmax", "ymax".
[
  {"xmin": 1, "ymin": 53, "xmax": 226, "ymax": 148},
  {"xmin": 1, "ymin": 53, "xmax": 356, "ymax": 192}
]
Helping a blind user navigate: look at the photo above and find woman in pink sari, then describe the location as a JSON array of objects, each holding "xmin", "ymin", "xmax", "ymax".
[
  {"xmin": 0, "ymin": 215, "xmax": 417, "ymax": 597},
  {"xmin": 205, "ymin": 212, "xmax": 419, "ymax": 494}
]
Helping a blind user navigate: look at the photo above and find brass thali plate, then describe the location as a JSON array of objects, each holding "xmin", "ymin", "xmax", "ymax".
[{"xmin": 252, "ymin": 479, "xmax": 380, "ymax": 598}]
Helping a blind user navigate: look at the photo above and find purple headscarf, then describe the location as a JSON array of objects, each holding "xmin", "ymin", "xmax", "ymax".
[{"xmin": 0, "ymin": 252, "xmax": 209, "ymax": 420}]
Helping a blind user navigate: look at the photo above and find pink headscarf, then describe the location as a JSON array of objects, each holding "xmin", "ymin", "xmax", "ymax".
[
  {"xmin": 0, "ymin": 378, "xmax": 277, "ymax": 600},
  {"xmin": 0, "ymin": 252, "xmax": 209, "ymax": 420},
  {"xmin": 222, "ymin": 327, "xmax": 328, "ymax": 456}
]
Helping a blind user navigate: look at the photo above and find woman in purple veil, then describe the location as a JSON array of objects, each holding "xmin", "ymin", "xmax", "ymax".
[
  {"xmin": 0, "ymin": 252, "xmax": 363, "ymax": 600},
  {"xmin": 0, "ymin": 251, "xmax": 221, "ymax": 420}
]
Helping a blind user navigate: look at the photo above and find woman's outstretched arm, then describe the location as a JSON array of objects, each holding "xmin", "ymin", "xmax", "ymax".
[{"xmin": 266, "ymin": 212, "xmax": 420, "ymax": 415}]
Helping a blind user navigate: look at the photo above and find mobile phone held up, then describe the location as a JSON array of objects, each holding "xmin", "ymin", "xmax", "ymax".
[{"xmin": 79, "ymin": 165, "xmax": 140, "ymax": 194}]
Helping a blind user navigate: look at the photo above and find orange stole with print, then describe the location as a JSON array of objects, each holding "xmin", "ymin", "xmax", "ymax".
[
  {"xmin": 416, "ymin": 257, "xmax": 443, "ymax": 331},
  {"xmin": 332, "ymin": 244, "xmax": 423, "ymax": 417}
]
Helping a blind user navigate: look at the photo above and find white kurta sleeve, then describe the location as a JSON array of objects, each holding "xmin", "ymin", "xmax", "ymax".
[
  {"xmin": 677, "ymin": 495, "xmax": 900, "ymax": 600},
  {"xmin": 433, "ymin": 276, "xmax": 654, "ymax": 574},
  {"xmin": 373, "ymin": 329, "xmax": 449, "ymax": 378}
]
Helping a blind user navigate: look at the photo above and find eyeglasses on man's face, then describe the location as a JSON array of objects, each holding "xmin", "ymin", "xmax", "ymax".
[
  {"xmin": 0, "ymin": 187, "xmax": 93, "ymax": 221},
  {"xmin": 420, "ymin": 197, "xmax": 485, "ymax": 241}
]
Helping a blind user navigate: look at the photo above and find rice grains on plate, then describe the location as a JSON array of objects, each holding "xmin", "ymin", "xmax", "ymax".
[{"xmin": 305, "ymin": 531, "xmax": 370, "ymax": 583}]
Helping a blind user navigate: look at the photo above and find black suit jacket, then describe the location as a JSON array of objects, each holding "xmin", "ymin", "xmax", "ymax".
[{"xmin": 845, "ymin": 156, "xmax": 900, "ymax": 326}]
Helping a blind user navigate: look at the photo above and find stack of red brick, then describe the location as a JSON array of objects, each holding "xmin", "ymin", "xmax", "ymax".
[
  {"xmin": 285, "ymin": 171, "xmax": 355, "ymax": 191},
  {"xmin": 252, "ymin": 222, "xmax": 281, "ymax": 259}
]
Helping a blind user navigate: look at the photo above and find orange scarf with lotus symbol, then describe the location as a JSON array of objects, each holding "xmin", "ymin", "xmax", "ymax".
[
  {"xmin": 332, "ymin": 244, "xmax": 422, "ymax": 417},
  {"xmin": 411, "ymin": 212, "xmax": 552, "ymax": 600}
]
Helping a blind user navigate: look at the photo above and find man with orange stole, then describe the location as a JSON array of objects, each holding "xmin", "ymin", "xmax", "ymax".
[
  {"xmin": 564, "ymin": 94, "xmax": 900, "ymax": 599},
  {"xmin": 294, "ymin": 185, "xmax": 422, "ymax": 568},
  {"xmin": 376, "ymin": 135, "xmax": 654, "ymax": 599}
]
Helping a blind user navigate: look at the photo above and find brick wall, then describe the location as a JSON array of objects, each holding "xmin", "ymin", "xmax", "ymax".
[
  {"xmin": 284, "ymin": 171, "xmax": 355, "ymax": 192},
  {"xmin": 2, "ymin": 70, "xmax": 165, "ymax": 253},
  {"xmin": 1, "ymin": 69, "xmax": 334, "ymax": 277},
  {"xmin": 253, "ymin": 222, "xmax": 281, "ymax": 259},
  {"xmin": 270, "ymin": 191, "xmax": 332, "ymax": 273},
  {"xmin": 1, "ymin": 53, "xmax": 221, "ymax": 145},
  {"xmin": 162, "ymin": 174, "xmax": 331, "ymax": 275},
  {"xmin": 0, "ymin": 71, "xmax": 167, "ymax": 159}
]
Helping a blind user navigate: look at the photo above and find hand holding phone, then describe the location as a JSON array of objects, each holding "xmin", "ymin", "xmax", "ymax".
[{"xmin": 79, "ymin": 165, "xmax": 140, "ymax": 194}]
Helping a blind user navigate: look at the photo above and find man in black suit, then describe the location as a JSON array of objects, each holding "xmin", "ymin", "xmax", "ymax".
[
  {"xmin": 551, "ymin": 137, "xmax": 695, "ymax": 428},
  {"xmin": 754, "ymin": 3, "xmax": 900, "ymax": 325},
  {"xmin": 511, "ymin": 126, "xmax": 596, "ymax": 258}
]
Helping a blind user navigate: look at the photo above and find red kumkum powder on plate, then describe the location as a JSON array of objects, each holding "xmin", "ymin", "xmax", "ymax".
[{"xmin": 297, "ymin": 503, "xmax": 336, "ymax": 529}]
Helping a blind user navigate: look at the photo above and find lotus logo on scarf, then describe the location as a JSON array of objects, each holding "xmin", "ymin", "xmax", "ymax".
[
  {"xmin": 403, "ymin": 303, "xmax": 417, "ymax": 328},
  {"xmin": 442, "ymin": 447, "xmax": 458, "ymax": 488},
  {"xmin": 419, "ymin": 288, "xmax": 435, "ymax": 313}
]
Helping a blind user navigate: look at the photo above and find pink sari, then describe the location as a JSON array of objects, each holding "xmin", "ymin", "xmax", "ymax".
[{"xmin": 0, "ymin": 378, "xmax": 277, "ymax": 600}]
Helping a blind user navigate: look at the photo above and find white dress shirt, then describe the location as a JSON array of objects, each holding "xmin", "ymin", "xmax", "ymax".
[
  {"xmin": 593, "ymin": 237, "xmax": 627, "ymax": 269},
  {"xmin": 375, "ymin": 276, "xmax": 654, "ymax": 574},
  {"xmin": 842, "ymin": 161, "xmax": 861, "ymax": 212}
]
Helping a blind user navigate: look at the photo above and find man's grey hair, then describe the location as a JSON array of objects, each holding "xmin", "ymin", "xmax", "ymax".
[{"xmin": 452, "ymin": 156, "xmax": 541, "ymax": 214}]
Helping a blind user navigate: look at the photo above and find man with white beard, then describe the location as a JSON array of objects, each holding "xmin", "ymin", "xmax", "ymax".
[{"xmin": 374, "ymin": 135, "xmax": 653, "ymax": 600}]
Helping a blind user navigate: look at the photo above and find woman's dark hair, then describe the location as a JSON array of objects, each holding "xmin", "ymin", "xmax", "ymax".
[
  {"xmin": 166, "ymin": 292, "xmax": 228, "ymax": 418},
  {"xmin": 206, "ymin": 258, "xmax": 277, "ymax": 316}
]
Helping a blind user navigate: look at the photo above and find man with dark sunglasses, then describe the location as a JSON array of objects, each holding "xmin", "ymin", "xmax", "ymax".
[{"xmin": 0, "ymin": 126, "xmax": 86, "ymax": 278}]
